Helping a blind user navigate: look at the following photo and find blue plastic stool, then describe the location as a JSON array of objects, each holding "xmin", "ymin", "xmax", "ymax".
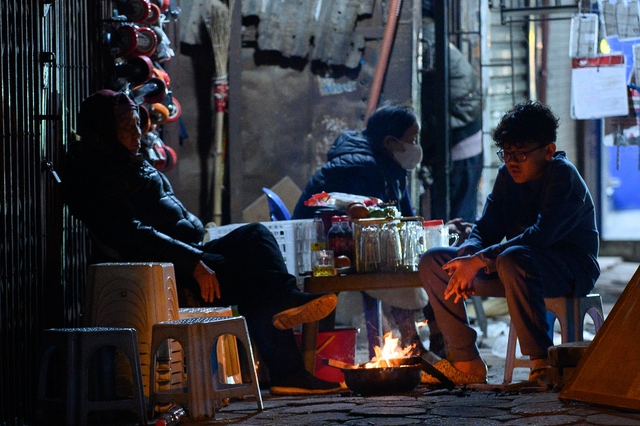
[{"xmin": 262, "ymin": 187, "xmax": 291, "ymax": 221}]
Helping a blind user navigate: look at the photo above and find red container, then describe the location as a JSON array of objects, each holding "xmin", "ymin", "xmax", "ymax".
[{"xmin": 294, "ymin": 328, "xmax": 357, "ymax": 383}]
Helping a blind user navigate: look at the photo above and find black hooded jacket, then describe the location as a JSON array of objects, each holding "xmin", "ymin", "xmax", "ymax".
[
  {"xmin": 62, "ymin": 139, "xmax": 204, "ymax": 278},
  {"xmin": 292, "ymin": 130, "xmax": 414, "ymax": 219}
]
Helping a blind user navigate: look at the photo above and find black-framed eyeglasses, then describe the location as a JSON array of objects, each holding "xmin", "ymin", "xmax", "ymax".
[{"xmin": 496, "ymin": 146, "xmax": 545, "ymax": 163}]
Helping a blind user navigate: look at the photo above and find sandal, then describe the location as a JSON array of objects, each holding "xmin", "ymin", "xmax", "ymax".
[{"xmin": 529, "ymin": 358, "xmax": 551, "ymax": 383}]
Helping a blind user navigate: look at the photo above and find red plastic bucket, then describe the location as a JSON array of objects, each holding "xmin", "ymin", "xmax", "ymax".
[{"xmin": 295, "ymin": 328, "xmax": 357, "ymax": 383}]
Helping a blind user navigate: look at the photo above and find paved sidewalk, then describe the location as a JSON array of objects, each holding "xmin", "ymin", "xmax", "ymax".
[
  {"xmin": 180, "ymin": 258, "xmax": 640, "ymax": 425},
  {"xmin": 193, "ymin": 387, "xmax": 640, "ymax": 425}
]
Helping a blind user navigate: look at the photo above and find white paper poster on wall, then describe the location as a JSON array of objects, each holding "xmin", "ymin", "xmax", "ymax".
[
  {"xmin": 571, "ymin": 55, "xmax": 630, "ymax": 120},
  {"xmin": 598, "ymin": 0, "xmax": 640, "ymax": 40}
]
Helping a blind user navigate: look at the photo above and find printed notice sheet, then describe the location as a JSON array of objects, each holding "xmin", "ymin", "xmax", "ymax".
[{"xmin": 571, "ymin": 56, "xmax": 629, "ymax": 119}]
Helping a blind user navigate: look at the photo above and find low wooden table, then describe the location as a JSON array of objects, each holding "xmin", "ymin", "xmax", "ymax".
[{"xmin": 301, "ymin": 271, "xmax": 422, "ymax": 373}]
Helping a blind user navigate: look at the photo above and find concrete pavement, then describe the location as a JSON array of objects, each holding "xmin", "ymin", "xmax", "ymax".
[{"xmin": 191, "ymin": 387, "xmax": 640, "ymax": 425}]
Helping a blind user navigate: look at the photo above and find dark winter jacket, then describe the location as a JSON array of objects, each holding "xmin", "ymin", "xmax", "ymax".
[
  {"xmin": 292, "ymin": 130, "xmax": 414, "ymax": 219},
  {"xmin": 458, "ymin": 151, "xmax": 600, "ymax": 296},
  {"xmin": 62, "ymin": 140, "xmax": 204, "ymax": 278},
  {"xmin": 448, "ymin": 43, "xmax": 482, "ymax": 144}
]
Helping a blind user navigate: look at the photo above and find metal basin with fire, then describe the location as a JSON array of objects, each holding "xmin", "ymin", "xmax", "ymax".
[
  {"xmin": 342, "ymin": 364, "xmax": 423, "ymax": 395},
  {"xmin": 325, "ymin": 356, "xmax": 423, "ymax": 395}
]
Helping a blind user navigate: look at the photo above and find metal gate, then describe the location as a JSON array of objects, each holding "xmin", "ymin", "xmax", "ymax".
[
  {"xmin": 423, "ymin": 0, "xmax": 588, "ymax": 222},
  {"xmin": 480, "ymin": 0, "xmax": 582, "ymax": 206},
  {"xmin": 1, "ymin": 1, "xmax": 107, "ymax": 423}
]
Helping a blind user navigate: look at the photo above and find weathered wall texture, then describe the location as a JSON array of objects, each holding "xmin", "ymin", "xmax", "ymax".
[
  {"xmin": 166, "ymin": 0, "xmax": 417, "ymax": 224},
  {"xmin": 243, "ymin": 0, "xmax": 374, "ymax": 68}
]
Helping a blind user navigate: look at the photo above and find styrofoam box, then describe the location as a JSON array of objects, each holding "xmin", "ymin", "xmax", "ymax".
[{"xmin": 207, "ymin": 220, "xmax": 315, "ymax": 281}]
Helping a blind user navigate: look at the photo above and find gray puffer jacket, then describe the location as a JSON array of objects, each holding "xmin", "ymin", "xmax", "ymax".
[{"xmin": 448, "ymin": 43, "xmax": 482, "ymax": 143}]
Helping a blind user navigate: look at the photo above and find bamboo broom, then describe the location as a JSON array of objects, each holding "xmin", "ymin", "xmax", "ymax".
[{"xmin": 208, "ymin": 0, "xmax": 231, "ymax": 225}]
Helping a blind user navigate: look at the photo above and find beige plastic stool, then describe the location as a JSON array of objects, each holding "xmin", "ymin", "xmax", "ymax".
[
  {"xmin": 36, "ymin": 327, "xmax": 147, "ymax": 426},
  {"xmin": 179, "ymin": 307, "xmax": 242, "ymax": 384},
  {"xmin": 149, "ymin": 316, "xmax": 263, "ymax": 420},
  {"xmin": 84, "ymin": 262, "xmax": 181, "ymax": 396},
  {"xmin": 503, "ymin": 294, "xmax": 605, "ymax": 383}
]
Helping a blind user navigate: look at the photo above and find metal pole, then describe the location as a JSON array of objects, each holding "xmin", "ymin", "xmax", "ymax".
[{"xmin": 434, "ymin": 0, "xmax": 451, "ymax": 220}]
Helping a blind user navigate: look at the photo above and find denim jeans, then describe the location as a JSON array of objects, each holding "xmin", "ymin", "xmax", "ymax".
[{"xmin": 418, "ymin": 245, "xmax": 576, "ymax": 361}]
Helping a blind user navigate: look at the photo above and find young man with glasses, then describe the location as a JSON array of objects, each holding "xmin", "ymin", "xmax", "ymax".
[{"xmin": 417, "ymin": 100, "xmax": 600, "ymax": 385}]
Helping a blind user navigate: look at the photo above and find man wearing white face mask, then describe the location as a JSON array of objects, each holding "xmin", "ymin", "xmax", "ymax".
[{"xmin": 293, "ymin": 103, "xmax": 442, "ymax": 359}]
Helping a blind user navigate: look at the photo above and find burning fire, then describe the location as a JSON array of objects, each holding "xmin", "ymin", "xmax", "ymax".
[{"xmin": 363, "ymin": 332, "xmax": 414, "ymax": 369}]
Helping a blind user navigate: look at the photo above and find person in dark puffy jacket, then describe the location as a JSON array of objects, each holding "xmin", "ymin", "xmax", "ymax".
[
  {"xmin": 293, "ymin": 104, "xmax": 420, "ymax": 220},
  {"xmin": 292, "ymin": 103, "xmax": 445, "ymax": 358},
  {"xmin": 62, "ymin": 89, "xmax": 341, "ymax": 396}
]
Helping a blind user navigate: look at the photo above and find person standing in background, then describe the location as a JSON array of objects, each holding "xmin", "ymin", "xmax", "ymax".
[{"xmin": 421, "ymin": 2, "xmax": 484, "ymax": 224}]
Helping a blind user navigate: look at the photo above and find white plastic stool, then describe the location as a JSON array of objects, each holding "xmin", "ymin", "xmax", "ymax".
[
  {"xmin": 503, "ymin": 294, "xmax": 604, "ymax": 383},
  {"xmin": 149, "ymin": 316, "xmax": 263, "ymax": 420},
  {"xmin": 84, "ymin": 262, "xmax": 181, "ymax": 396},
  {"xmin": 36, "ymin": 327, "xmax": 147, "ymax": 425}
]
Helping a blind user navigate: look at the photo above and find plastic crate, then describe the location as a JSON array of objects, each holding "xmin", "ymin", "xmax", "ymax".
[
  {"xmin": 207, "ymin": 220, "xmax": 315, "ymax": 282},
  {"xmin": 292, "ymin": 219, "xmax": 316, "ymax": 278}
]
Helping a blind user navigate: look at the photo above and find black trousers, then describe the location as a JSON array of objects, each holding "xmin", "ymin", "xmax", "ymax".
[{"xmin": 176, "ymin": 223, "xmax": 306, "ymax": 382}]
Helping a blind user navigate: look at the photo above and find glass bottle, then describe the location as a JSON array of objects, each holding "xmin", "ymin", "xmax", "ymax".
[
  {"xmin": 340, "ymin": 215, "xmax": 354, "ymax": 263},
  {"xmin": 327, "ymin": 216, "xmax": 346, "ymax": 257},
  {"xmin": 311, "ymin": 215, "xmax": 327, "ymax": 251},
  {"xmin": 155, "ymin": 404, "xmax": 186, "ymax": 426}
]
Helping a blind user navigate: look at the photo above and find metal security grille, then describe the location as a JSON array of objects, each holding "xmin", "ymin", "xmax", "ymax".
[
  {"xmin": 1, "ymin": 1, "xmax": 108, "ymax": 423},
  {"xmin": 480, "ymin": 0, "xmax": 585, "ymax": 199}
]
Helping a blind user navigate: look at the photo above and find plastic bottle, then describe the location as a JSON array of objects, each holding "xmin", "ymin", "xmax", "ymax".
[
  {"xmin": 155, "ymin": 404, "xmax": 186, "ymax": 426},
  {"xmin": 423, "ymin": 219, "xmax": 444, "ymax": 251}
]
